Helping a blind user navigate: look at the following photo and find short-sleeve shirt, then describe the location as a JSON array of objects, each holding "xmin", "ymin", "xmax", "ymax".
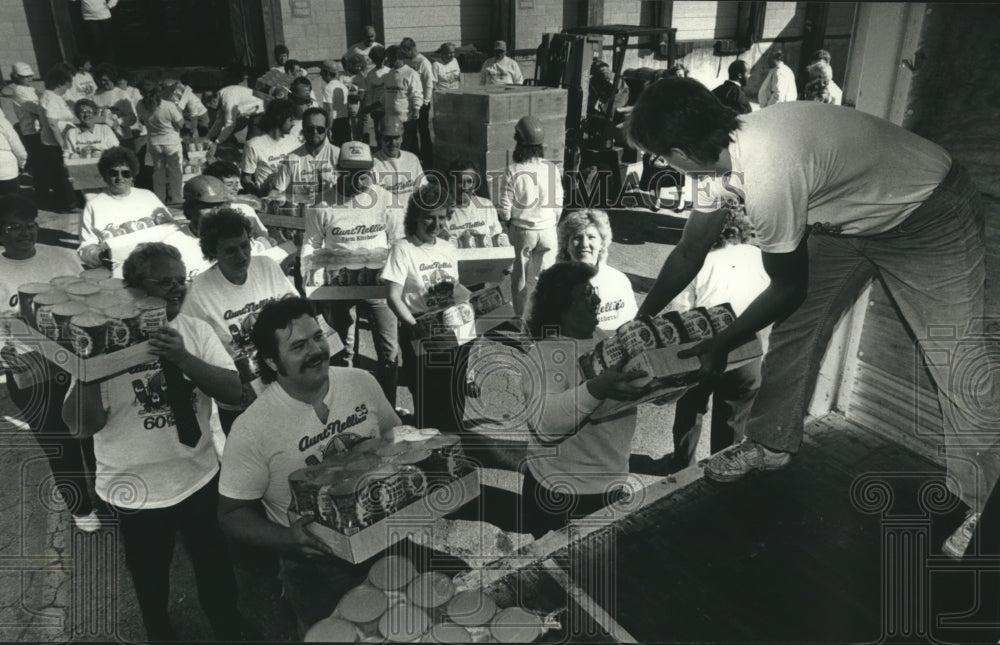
[
  {"xmin": 89, "ymin": 313, "xmax": 235, "ymax": 510},
  {"xmin": 693, "ymin": 103, "xmax": 951, "ymax": 253},
  {"xmin": 241, "ymin": 132, "xmax": 301, "ymax": 186},
  {"xmin": 381, "ymin": 238, "xmax": 460, "ymax": 314},
  {"xmin": 322, "ymin": 78, "xmax": 349, "ymax": 119},
  {"xmin": 445, "ymin": 199, "xmax": 502, "ymax": 238},
  {"xmin": 63, "ymin": 123, "xmax": 119, "ymax": 157},
  {"xmin": 219, "ymin": 367, "xmax": 400, "ymax": 526},
  {"xmin": 78, "ymin": 188, "xmax": 171, "ymax": 252},
  {"xmin": 270, "ymin": 141, "xmax": 341, "ymax": 203},
  {"xmin": 300, "ymin": 186, "xmax": 391, "ymax": 264},
  {"xmin": 182, "ymin": 256, "xmax": 296, "ymax": 408},
  {"xmin": 0, "ymin": 246, "xmax": 82, "ymax": 318},
  {"xmin": 433, "ymin": 59, "xmax": 461, "ymax": 91},
  {"xmin": 590, "ymin": 264, "xmax": 638, "ymax": 332}
]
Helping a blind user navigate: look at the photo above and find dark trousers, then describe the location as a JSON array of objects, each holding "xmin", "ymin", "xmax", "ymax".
[
  {"xmin": 109, "ymin": 475, "xmax": 243, "ymax": 641},
  {"xmin": 398, "ymin": 324, "xmax": 470, "ymax": 434},
  {"xmin": 21, "ymin": 132, "xmax": 42, "ymax": 177},
  {"xmin": 86, "ymin": 18, "xmax": 115, "ymax": 62},
  {"xmin": 402, "ymin": 120, "xmax": 420, "ymax": 156},
  {"xmin": 328, "ymin": 299, "xmax": 399, "ymax": 406},
  {"xmin": 672, "ymin": 358, "xmax": 761, "ymax": 468},
  {"xmin": 36, "ymin": 144, "xmax": 75, "ymax": 210},
  {"xmin": 0, "ymin": 178, "xmax": 19, "ymax": 195},
  {"xmin": 418, "ymin": 104, "xmax": 433, "ymax": 168},
  {"xmin": 6, "ymin": 375, "xmax": 93, "ymax": 517},
  {"xmin": 520, "ymin": 468, "xmax": 627, "ymax": 539}
]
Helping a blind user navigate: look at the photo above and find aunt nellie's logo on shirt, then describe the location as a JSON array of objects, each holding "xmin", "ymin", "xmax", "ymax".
[
  {"xmin": 418, "ymin": 261, "xmax": 452, "ymax": 271},
  {"xmin": 223, "ymin": 298, "xmax": 275, "ymax": 321},
  {"xmin": 298, "ymin": 403, "xmax": 369, "ymax": 452},
  {"xmin": 329, "ymin": 224, "xmax": 385, "ymax": 236},
  {"xmin": 598, "ymin": 299, "xmax": 625, "ymax": 315}
]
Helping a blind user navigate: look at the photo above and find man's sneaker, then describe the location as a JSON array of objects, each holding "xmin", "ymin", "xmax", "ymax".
[
  {"xmin": 704, "ymin": 440, "xmax": 792, "ymax": 483},
  {"xmin": 942, "ymin": 511, "xmax": 980, "ymax": 560},
  {"xmin": 72, "ymin": 511, "xmax": 101, "ymax": 533}
]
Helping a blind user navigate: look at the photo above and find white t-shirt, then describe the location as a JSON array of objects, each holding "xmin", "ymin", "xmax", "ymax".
[
  {"xmin": 94, "ymin": 87, "xmax": 138, "ymax": 137},
  {"xmin": 0, "ymin": 115, "xmax": 27, "ymax": 180},
  {"xmin": 666, "ymin": 243, "xmax": 770, "ymax": 317},
  {"xmin": 382, "ymin": 238, "xmax": 460, "ymax": 314},
  {"xmin": 433, "ymin": 59, "xmax": 461, "ymax": 91},
  {"xmin": 384, "ymin": 66, "xmax": 422, "ymax": 122},
  {"xmin": 525, "ymin": 333, "xmax": 637, "ymax": 495},
  {"xmin": 89, "ymin": 313, "xmax": 235, "ymax": 510},
  {"xmin": 63, "ymin": 123, "xmax": 119, "ymax": 157},
  {"xmin": 372, "ymin": 150, "xmax": 424, "ymax": 242},
  {"xmin": 73, "ymin": 72, "xmax": 97, "ymax": 98},
  {"xmin": 79, "ymin": 0, "xmax": 117, "ymax": 21},
  {"xmin": 182, "ymin": 257, "xmax": 296, "ymax": 408},
  {"xmin": 693, "ymin": 103, "xmax": 952, "ymax": 253},
  {"xmin": 590, "ymin": 264, "xmax": 638, "ymax": 332},
  {"xmin": 270, "ymin": 141, "xmax": 341, "ymax": 203},
  {"xmin": 322, "ymin": 78, "xmax": 349, "ymax": 120},
  {"xmin": 0, "ymin": 246, "xmax": 82, "ymax": 317},
  {"xmin": 11, "ymin": 84, "xmax": 40, "ymax": 135},
  {"xmin": 446, "ymin": 199, "xmax": 502, "ymax": 238},
  {"xmin": 219, "ymin": 367, "xmax": 400, "ymax": 526},
  {"xmin": 364, "ymin": 67, "xmax": 389, "ymax": 110},
  {"xmin": 499, "ymin": 158, "xmax": 564, "ymax": 230},
  {"xmin": 78, "ymin": 188, "xmax": 171, "ymax": 253},
  {"xmin": 241, "ymin": 132, "xmax": 301, "ymax": 187},
  {"xmin": 301, "ymin": 186, "xmax": 391, "ymax": 264},
  {"xmin": 39, "ymin": 89, "xmax": 75, "ymax": 148},
  {"xmin": 407, "ymin": 54, "xmax": 435, "ymax": 106},
  {"xmin": 480, "ymin": 57, "xmax": 523, "ymax": 85}
]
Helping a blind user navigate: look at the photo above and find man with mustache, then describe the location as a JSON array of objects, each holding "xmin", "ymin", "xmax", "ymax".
[{"xmin": 218, "ymin": 296, "xmax": 400, "ymax": 634}]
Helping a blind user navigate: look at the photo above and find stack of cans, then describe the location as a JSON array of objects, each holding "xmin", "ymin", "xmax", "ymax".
[
  {"xmin": 14, "ymin": 268, "xmax": 165, "ymax": 359},
  {"xmin": 580, "ymin": 303, "xmax": 738, "ymax": 380},
  {"xmin": 305, "ymin": 248, "xmax": 389, "ymax": 287}
]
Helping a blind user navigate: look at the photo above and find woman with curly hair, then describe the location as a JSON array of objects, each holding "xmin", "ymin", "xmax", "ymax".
[{"xmin": 556, "ymin": 209, "xmax": 637, "ymax": 331}]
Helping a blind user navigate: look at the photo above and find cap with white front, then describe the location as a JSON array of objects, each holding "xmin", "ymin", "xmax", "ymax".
[
  {"xmin": 12, "ymin": 62, "xmax": 34, "ymax": 77},
  {"xmin": 338, "ymin": 141, "xmax": 374, "ymax": 169}
]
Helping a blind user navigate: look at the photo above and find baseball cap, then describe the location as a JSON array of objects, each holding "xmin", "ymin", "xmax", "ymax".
[
  {"xmin": 493, "ymin": 40, "xmax": 507, "ymax": 52},
  {"xmin": 381, "ymin": 117, "xmax": 404, "ymax": 137},
  {"xmin": 12, "ymin": 62, "xmax": 34, "ymax": 77},
  {"xmin": 338, "ymin": 141, "xmax": 374, "ymax": 169},
  {"xmin": 320, "ymin": 60, "xmax": 341, "ymax": 74}
]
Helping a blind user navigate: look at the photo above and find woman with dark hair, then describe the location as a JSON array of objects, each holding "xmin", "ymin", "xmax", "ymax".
[
  {"xmin": 64, "ymin": 98, "xmax": 119, "ymax": 158},
  {"xmin": 498, "ymin": 115, "xmax": 564, "ymax": 319},
  {"xmin": 78, "ymin": 146, "xmax": 170, "ymax": 267},
  {"xmin": 136, "ymin": 78, "xmax": 184, "ymax": 204},
  {"xmin": 37, "ymin": 66, "xmax": 76, "ymax": 212},
  {"xmin": 240, "ymin": 98, "xmax": 300, "ymax": 196},
  {"xmin": 184, "ymin": 208, "xmax": 296, "ymax": 434},
  {"xmin": 556, "ymin": 209, "xmax": 637, "ymax": 331},
  {"xmin": 383, "ymin": 178, "xmax": 472, "ymax": 433},
  {"xmin": 444, "ymin": 157, "xmax": 502, "ymax": 242},
  {"xmin": 520, "ymin": 261, "xmax": 647, "ymax": 538},
  {"xmin": 93, "ymin": 63, "xmax": 138, "ymax": 142}
]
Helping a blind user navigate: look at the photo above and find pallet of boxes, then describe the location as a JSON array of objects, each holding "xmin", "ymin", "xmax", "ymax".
[
  {"xmin": 287, "ymin": 427, "xmax": 480, "ymax": 564},
  {"xmin": 1, "ymin": 268, "xmax": 173, "ymax": 387},
  {"xmin": 584, "ymin": 304, "xmax": 763, "ymax": 419},
  {"xmin": 432, "ymin": 85, "xmax": 567, "ymax": 193}
]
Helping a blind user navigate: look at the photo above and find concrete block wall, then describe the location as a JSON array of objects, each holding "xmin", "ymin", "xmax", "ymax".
[
  {"xmin": 280, "ymin": 0, "xmax": 350, "ymax": 62},
  {"xmin": 513, "ymin": 0, "xmax": 564, "ymax": 54},
  {"xmin": 0, "ymin": 2, "xmax": 58, "ymax": 78},
  {"xmin": 383, "ymin": 0, "xmax": 492, "ymax": 52}
]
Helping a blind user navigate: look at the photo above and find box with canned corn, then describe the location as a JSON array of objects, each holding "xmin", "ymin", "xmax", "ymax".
[
  {"xmin": 581, "ymin": 303, "xmax": 762, "ymax": 420},
  {"xmin": 286, "ymin": 429, "xmax": 480, "ymax": 563},
  {"xmin": 1, "ymin": 268, "xmax": 164, "ymax": 384},
  {"xmin": 303, "ymin": 247, "xmax": 391, "ymax": 300}
]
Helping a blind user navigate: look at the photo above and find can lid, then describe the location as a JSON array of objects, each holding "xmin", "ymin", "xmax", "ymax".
[
  {"xmin": 102, "ymin": 304, "xmax": 140, "ymax": 318},
  {"xmin": 136, "ymin": 296, "xmax": 168, "ymax": 309},
  {"xmin": 19, "ymin": 281, "xmax": 54, "ymax": 294},
  {"xmin": 378, "ymin": 603, "xmax": 430, "ymax": 641},
  {"xmin": 421, "ymin": 622, "xmax": 472, "ymax": 643},
  {"xmin": 98, "ymin": 278, "xmax": 126, "ymax": 290},
  {"xmin": 303, "ymin": 616, "xmax": 357, "ymax": 643},
  {"xmin": 490, "ymin": 607, "xmax": 543, "ymax": 643},
  {"xmin": 406, "ymin": 571, "xmax": 455, "ymax": 608},
  {"xmin": 71, "ymin": 312, "xmax": 109, "ymax": 327},
  {"xmin": 51, "ymin": 301, "xmax": 89, "ymax": 316},
  {"xmin": 80, "ymin": 267, "xmax": 112, "ymax": 282},
  {"xmin": 33, "ymin": 290, "xmax": 69, "ymax": 306},
  {"xmin": 66, "ymin": 282, "xmax": 102, "ymax": 297},
  {"xmin": 446, "ymin": 589, "xmax": 497, "ymax": 626},
  {"xmin": 338, "ymin": 584, "xmax": 389, "ymax": 623},
  {"xmin": 367, "ymin": 555, "xmax": 417, "ymax": 590}
]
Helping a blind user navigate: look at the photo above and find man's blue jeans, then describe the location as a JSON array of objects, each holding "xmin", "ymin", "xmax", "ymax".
[{"xmin": 747, "ymin": 163, "xmax": 1000, "ymax": 511}]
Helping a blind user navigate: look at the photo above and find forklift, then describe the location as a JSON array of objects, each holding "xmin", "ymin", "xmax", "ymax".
[{"xmin": 533, "ymin": 25, "xmax": 676, "ymax": 209}]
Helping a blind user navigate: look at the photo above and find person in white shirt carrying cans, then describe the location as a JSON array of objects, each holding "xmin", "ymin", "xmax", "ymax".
[{"xmin": 498, "ymin": 116, "xmax": 564, "ymax": 318}]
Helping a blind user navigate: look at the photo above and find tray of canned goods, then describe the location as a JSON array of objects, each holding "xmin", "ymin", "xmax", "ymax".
[
  {"xmin": 287, "ymin": 430, "xmax": 480, "ymax": 564},
  {"xmin": 1, "ymin": 269, "xmax": 170, "ymax": 384},
  {"xmin": 582, "ymin": 303, "xmax": 763, "ymax": 420},
  {"xmin": 302, "ymin": 247, "xmax": 390, "ymax": 299}
]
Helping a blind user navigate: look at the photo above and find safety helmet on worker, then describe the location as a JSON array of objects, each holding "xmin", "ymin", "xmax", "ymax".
[
  {"xmin": 381, "ymin": 116, "xmax": 405, "ymax": 137},
  {"xmin": 514, "ymin": 116, "xmax": 544, "ymax": 145},
  {"xmin": 183, "ymin": 175, "xmax": 229, "ymax": 204}
]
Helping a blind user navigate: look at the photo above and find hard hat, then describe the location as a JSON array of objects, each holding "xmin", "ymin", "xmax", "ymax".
[
  {"xmin": 183, "ymin": 175, "xmax": 228, "ymax": 204},
  {"xmin": 338, "ymin": 141, "xmax": 374, "ymax": 169},
  {"xmin": 514, "ymin": 115, "xmax": 544, "ymax": 145},
  {"xmin": 381, "ymin": 117, "xmax": 404, "ymax": 137}
]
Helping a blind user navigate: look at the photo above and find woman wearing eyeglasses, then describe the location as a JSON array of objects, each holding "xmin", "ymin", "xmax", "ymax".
[
  {"xmin": 63, "ymin": 242, "xmax": 252, "ymax": 641},
  {"xmin": 78, "ymin": 146, "xmax": 171, "ymax": 267},
  {"xmin": 64, "ymin": 98, "xmax": 119, "ymax": 159},
  {"xmin": 519, "ymin": 262, "xmax": 648, "ymax": 538}
]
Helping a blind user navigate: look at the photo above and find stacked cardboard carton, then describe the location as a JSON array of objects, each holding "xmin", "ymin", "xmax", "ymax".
[{"xmin": 432, "ymin": 86, "xmax": 568, "ymax": 197}]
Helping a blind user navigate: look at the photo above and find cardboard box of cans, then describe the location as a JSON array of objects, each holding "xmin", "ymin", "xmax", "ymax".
[
  {"xmin": 2, "ymin": 268, "xmax": 169, "ymax": 383},
  {"xmin": 303, "ymin": 247, "xmax": 390, "ymax": 300},
  {"xmin": 583, "ymin": 303, "xmax": 763, "ymax": 420},
  {"xmin": 451, "ymin": 233, "xmax": 514, "ymax": 284},
  {"xmin": 287, "ymin": 432, "xmax": 480, "ymax": 564}
]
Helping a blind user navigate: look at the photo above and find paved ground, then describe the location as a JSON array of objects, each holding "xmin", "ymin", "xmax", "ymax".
[{"xmin": 0, "ymin": 198, "xmax": 711, "ymax": 641}]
